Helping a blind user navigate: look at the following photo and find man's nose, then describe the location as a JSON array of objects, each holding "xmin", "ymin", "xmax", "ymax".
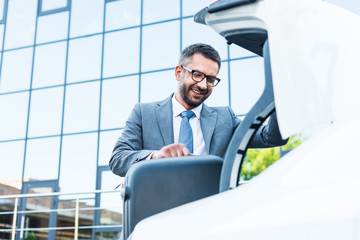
[{"xmin": 197, "ymin": 78, "xmax": 208, "ymax": 89}]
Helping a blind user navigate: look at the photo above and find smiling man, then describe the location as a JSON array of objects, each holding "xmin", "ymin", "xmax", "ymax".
[{"xmin": 109, "ymin": 43, "xmax": 287, "ymax": 177}]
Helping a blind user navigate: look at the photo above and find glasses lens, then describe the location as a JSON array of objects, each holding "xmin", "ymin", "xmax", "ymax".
[
  {"xmin": 206, "ymin": 77, "xmax": 217, "ymax": 86},
  {"xmin": 192, "ymin": 71, "xmax": 205, "ymax": 81},
  {"xmin": 208, "ymin": 77, "xmax": 220, "ymax": 87}
]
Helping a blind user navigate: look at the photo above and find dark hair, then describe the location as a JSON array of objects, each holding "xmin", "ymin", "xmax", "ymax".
[{"xmin": 179, "ymin": 43, "xmax": 221, "ymax": 69}]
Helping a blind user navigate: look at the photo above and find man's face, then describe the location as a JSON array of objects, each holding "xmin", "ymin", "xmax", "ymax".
[{"xmin": 175, "ymin": 53, "xmax": 219, "ymax": 110}]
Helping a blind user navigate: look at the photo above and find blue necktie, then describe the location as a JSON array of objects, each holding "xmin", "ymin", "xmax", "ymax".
[{"xmin": 179, "ymin": 110, "xmax": 194, "ymax": 153}]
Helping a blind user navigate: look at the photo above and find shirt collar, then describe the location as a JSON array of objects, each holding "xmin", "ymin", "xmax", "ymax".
[{"xmin": 172, "ymin": 94, "xmax": 202, "ymax": 119}]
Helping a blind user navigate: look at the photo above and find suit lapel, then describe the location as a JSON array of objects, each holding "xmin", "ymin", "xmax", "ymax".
[
  {"xmin": 200, "ymin": 104, "xmax": 217, "ymax": 154},
  {"xmin": 155, "ymin": 95, "xmax": 174, "ymax": 146}
]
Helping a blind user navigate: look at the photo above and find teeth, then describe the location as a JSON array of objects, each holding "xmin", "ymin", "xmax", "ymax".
[{"xmin": 193, "ymin": 89, "xmax": 201, "ymax": 94}]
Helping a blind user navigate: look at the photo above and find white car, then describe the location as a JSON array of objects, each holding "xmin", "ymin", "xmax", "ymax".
[{"xmin": 127, "ymin": 0, "xmax": 360, "ymax": 239}]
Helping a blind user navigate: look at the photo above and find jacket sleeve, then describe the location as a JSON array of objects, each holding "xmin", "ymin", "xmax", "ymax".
[
  {"xmin": 249, "ymin": 111, "xmax": 288, "ymax": 148},
  {"xmin": 109, "ymin": 103, "xmax": 153, "ymax": 177}
]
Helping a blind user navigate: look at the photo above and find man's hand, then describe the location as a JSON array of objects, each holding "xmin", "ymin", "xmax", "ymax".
[{"xmin": 151, "ymin": 143, "xmax": 190, "ymax": 159}]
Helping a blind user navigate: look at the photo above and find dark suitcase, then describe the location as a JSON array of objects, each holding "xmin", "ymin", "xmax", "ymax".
[{"xmin": 121, "ymin": 155, "xmax": 223, "ymax": 239}]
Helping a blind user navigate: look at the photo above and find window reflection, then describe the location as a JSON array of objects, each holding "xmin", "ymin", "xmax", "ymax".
[
  {"xmin": 143, "ymin": 0, "xmax": 179, "ymax": 24},
  {"xmin": 230, "ymin": 57, "xmax": 265, "ymax": 115},
  {"xmin": 142, "ymin": 21, "xmax": 180, "ymax": 72},
  {"xmin": 0, "ymin": 92, "xmax": 29, "ymax": 141},
  {"xmin": 182, "ymin": 0, "xmax": 214, "ymax": 17},
  {"xmin": 141, "ymin": 70, "xmax": 177, "ymax": 103},
  {"xmin": 0, "ymin": 140, "xmax": 24, "ymax": 186},
  {"xmin": 60, "ymin": 133, "xmax": 97, "ymax": 192},
  {"xmin": 0, "ymin": 0, "xmax": 5, "ymax": 22},
  {"xmin": 24, "ymin": 137, "xmax": 60, "ymax": 180},
  {"xmin": 0, "ymin": 48, "xmax": 33, "ymax": 93},
  {"xmin": 105, "ymin": 0, "xmax": 140, "ymax": 31},
  {"xmin": 28, "ymin": 87, "xmax": 64, "ymax": 137},
  {"xmin": 70, "ymin": 0, "xmax": 104, "ymax": 38},
  {"xmin": 0, "ymin": 25, "xmax": 4, "ymax": 50},
  {"xmin": 41, "ymin": 0, "xmax": 68, "ymax": 12},
  {"xmin": 63, "ymin": 81, "xmax": 100, "ymax": 134},
  {"xmin": 36, "ymin": 12, "xmax": 69, "ymax": 44},
  {"xmin": 4, "ymin": 0, "xmax": 37, "ymax": 50},
  {"xmin": 103, "ymin": 28, "xmax": 140, "ymax": 78},
  {"xmin": 67, "ymin": 35, "xmax": 102, "ymax": 83},
  {"xmin": 99, "ymin": 130, "xmax": 122, "ymax": 166},
  {"xmin": 101, "ymin": 76, "xmax": 139, "ymax": 130},
  {"xmin": 33, "ymin": 42, "xmax": 67, "ymax": 88}
]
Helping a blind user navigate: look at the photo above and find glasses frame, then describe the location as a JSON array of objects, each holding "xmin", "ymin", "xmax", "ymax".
[{"xmin": 181, "ymin": 65, "xmax": 221, "ymax": 87}]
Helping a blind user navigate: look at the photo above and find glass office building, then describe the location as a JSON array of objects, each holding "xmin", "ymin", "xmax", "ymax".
[{"xmin": 0, "ymin": 0, "xmax": 358, "ymax": 239}]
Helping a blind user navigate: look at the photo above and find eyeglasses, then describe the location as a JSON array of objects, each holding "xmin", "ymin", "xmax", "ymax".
[{"xmin": 181, "ymin": 65, "xmax": 221, "ymax": 87}]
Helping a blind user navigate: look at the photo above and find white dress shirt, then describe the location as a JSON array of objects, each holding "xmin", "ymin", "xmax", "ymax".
[
  {"xmin": 172, "ymin": 95, "xmax": 207, "ymax": 155},
  {"xmin": 146, "ymin": 95, "xmax": 207, "ymax": 159}
]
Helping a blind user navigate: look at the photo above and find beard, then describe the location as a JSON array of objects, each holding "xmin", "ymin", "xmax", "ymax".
[{"xmin": 178, "ymin": 79, "xmax": 210, "ymax": 108}]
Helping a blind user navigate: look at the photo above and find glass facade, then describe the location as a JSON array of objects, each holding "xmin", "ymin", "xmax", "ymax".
[
  {"xmin": 0, "ymin": 0, "xmax": 358, "ymax": 238},
  {"xmin": 0, "ymin": 0, "xmax": 264, "ymax": 197}
]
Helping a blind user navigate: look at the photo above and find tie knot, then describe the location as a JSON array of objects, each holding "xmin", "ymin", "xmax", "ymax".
[{"xmin": 180, "ymin": 110, "xmax": 194, "ymax": 119}]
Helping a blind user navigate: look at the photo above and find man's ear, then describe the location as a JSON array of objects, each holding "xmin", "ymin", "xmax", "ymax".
[{"xmin": 175, "ymin": 65, "xmax": 182, "ymax": 81}]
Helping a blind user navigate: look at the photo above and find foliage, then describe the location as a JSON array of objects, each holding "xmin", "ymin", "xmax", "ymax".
[
  {"xmin": 240, "ymin": 134, "xmax": 303, "ymax": 180},
  {"xmin": 96, "ymin": 231, "xmax": 121, "ymax": 239},
  {"xmin": 24, "ymin": 232, "xmax": 37, "ymax": 240},
  {"xmin": 281, "ymin": 133, "xmax": 304, "ymax": 151}
]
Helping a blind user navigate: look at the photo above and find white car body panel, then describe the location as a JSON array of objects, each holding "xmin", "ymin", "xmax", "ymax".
[
  {"xmin": 266, "ymin": 0, "xmax": 360, "ymax": 138},
  {"xmin": 131, "ymin": 0, "xmax": 360, "ymax": 239}
]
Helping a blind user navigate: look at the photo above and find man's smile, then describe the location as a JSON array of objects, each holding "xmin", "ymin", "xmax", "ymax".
[{"xmin": 190, "ymin": 86, "xmax": 207, "ymax": 98}]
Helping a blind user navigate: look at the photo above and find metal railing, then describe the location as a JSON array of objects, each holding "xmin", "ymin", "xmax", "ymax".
[{"xmin": 0, "ymin": 189, "xmax": 122, "ymax": 240}]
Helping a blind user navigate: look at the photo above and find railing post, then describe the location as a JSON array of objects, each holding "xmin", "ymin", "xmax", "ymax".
[
  {"xmin": 20, "ymin": 215, "xmax": 25, "ymax": 239},
  {"xmin": 74, "ymin": 198, "xmax": 79, "ymax": 240},
  {"xmin": 11, "ymin": 197, "xmax": 18, "ymax": 240}
]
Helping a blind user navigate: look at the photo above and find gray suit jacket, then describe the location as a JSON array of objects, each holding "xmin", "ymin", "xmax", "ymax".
[{"xmin": 110, "ymin": 95, "xmax": 286, "ymax": 177}]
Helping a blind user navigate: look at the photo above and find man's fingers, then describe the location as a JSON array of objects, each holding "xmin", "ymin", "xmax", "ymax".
[
  {"xmin": 172, "ymin": 143, "xmax": 189, "ymax": 157},
  {"xmin": 176, "ymin": 145, "xmax": 183, "ymax": 157},
  {"xmin": 162, "ymin": 147, "xmax": 172, "ymax": 158},
  {"xmin": 164, "ymin": 144, "xmax": 179, "ymax": 157},
  {"xmin": 150, "ymin": 151, "xmax": 159, "ymax": 159},
  {"xmin": 155, "ymin": 143, "xmax": 191, "ymax": 159},
  {"xmin": 181, "ymin": 144, "xmax": 191, "ymax": 156}
]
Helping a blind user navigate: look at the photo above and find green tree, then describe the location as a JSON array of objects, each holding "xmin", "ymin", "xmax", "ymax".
[
  {"xmin": 24, "ymin": 231, "xmax": 37, "ymax": 240},
  {"xmin": 240, "ymin": 134, "xmax": 303, "ymax": 180}
]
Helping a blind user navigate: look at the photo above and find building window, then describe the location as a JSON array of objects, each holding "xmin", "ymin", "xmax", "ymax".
[
  {"xmin": 38, "ymin": 0, "xmax": 70, "ymax": 16},
  {"xmin": 0, "ymin": 0, "xmax": 8, "ymax": 24}
]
